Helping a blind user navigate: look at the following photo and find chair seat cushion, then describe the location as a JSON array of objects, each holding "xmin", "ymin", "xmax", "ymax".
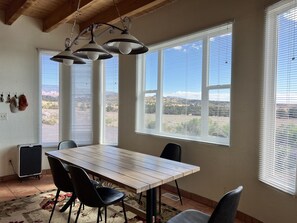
[
  {"xmin": 97, "ymin": 187, "xmax": 125, "ymax": 205},
  {"xmin": 167, "ymin": 209, "xmax": 210, "ymax": 223}
]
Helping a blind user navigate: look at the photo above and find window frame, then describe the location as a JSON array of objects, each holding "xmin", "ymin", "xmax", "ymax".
[
  {"xmin": 39, "ymin": 50, "xmax": 120, "ymax": 147},
  {"xmin": 260, "ymin": 0, "xmax": 297, "ymax": 195},
  {"xmin": 136, "ymin": 23, "xmax": 233, "ymax": 146}
]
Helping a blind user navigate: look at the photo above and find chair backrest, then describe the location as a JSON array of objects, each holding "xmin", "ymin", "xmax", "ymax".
[
  {"xmin": 208, "ymin": 186, "xmax": 243, "ymax": 223},
  {"xmin": 47, "ymin": 156, "xmax": 73, "ymax": 192},
  {"xmin": 160, "ymin": 143, "xmax": 181, "ymax": 162},
  {"xmin": 68, "ymin": 165, "xmax": 104, "ymax": 207},
  {"xmin": 58, "ymin": 140, "xmax": 78, "ymax": 150}
]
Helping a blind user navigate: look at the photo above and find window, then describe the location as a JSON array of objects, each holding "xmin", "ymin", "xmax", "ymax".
[
  {"xmin": 102, "ymin": 56, "xmax": 119, "ymax": 145},
  {"xmin": 71, "ymin": 61, "xmax": 93, "ymax": 145},
  {"xmin": 40, "ymin": 50, "xmax": 60, "ymax": 146},
  {"xmin": 39, "ymin": 50, "xmax": 119, "ymax": 147},
  {"xmin": 260, "ymin": 0, "xmax": 297, "ymax": 194},
  {"xmin": 136, "ymin": 23, "xmax": 233, "ymax": 145}
]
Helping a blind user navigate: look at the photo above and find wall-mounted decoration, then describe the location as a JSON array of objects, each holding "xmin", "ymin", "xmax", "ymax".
[
  {"xmin": 0, "ymin": 93, "xmax": 28, "ymax": 113},
  {"xmin": 19, "ymin": 94, "xmax": 28, "ymax": 111}
]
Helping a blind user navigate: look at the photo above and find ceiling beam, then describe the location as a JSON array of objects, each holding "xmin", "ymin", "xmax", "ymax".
[
  {"xmin": 43, "ymin": 0, "xmax": 94, "ymax": 33},
  {"xmin": 79, "ymin": 0, "xmax": 169, "ymax": 31},
  {"xmin": 5, "ymin": 0, "xmax": 37, "ymax": 25}
]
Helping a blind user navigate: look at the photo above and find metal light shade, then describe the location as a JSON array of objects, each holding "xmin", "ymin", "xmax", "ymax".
[
  {"xmin": 50, "ymin": 48, "xmax": 86, "ymax": 65},
  {"xmin": 74, "ymin": 40, "xmax": 113, "ymax": 60},
  {"xmin": 103, "ymin": 30, "xmax": 148, "ymax": 55}
]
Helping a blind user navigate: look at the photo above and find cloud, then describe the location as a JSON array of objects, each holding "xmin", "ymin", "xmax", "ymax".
[{"xmin": 173, "ymin": 46, "xmax": 183, "ymax": 50}]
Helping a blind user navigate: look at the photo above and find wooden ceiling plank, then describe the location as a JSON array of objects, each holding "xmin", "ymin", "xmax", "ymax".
[
  {"xmin": 79, "ymin": 0, "xmax": 169, "ymax": 31},
  {"xmin": 43, "ymin": 0, "xmax": 94, "ymax": 33},
  {"xmin": 5, "ymin": 0, "xmax": 37, "ymax": 25}
]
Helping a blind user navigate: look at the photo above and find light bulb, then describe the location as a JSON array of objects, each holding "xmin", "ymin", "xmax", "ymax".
[
  {"xmin": 63, "ymin": 58, "xmax": 74, "ymax": 66},
  {"xmin": 87, "ymin": 51, "xmax": 100, "ymax": 60},
  {"xmin": 119, "ymin": 42, "xmax": 132, "ymax": 54}
]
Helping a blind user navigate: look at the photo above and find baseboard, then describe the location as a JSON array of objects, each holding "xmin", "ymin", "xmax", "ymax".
[{"xmin": 162, "ymin": 184, "xmax": 263, "ymax": 223}]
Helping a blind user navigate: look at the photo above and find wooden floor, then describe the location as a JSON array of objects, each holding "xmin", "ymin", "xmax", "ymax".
[{"xmin": 0, "ymin": 173, "xmax": 244, "ymax": 223}]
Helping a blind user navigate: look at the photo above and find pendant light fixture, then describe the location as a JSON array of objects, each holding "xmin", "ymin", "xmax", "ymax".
[{"xmin": 51, "ymin": 0, "xmax": 148, "ymax": 66}]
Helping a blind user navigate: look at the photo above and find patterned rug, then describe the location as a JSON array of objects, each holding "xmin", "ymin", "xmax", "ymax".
[{"xmin": 0, "ymin": 182, "xmax": 179, "ymax": 223}]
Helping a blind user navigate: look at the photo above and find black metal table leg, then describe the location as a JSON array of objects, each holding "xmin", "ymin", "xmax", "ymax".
[{"xmin": 146, "ymin": 188, "xmax": 157, "ymax": 223}]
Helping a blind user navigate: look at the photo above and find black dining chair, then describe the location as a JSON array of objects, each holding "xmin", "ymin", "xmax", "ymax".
[
  {"xmin": 47, "ymin": 156, "xmax": 75, "ymax": 223},
  {"xmin": 57, "ymin": 140, "xmax": 78, "ymax": 172},
  {"xmin": 139, "ymin": 143, "xmax": 182, "ymax": 214},
  {"xmin": 58, "ymin": 140, "xmax": 78, "ymax": 150},
  {"xmin": 167, "ymin": 186, "xmax": 243, "ymax": 223},
  {"xmin": 159, "ymin": 143, "xmax": 182, "ymax": 205},
  {"xmin": 58, "ymin": 139, "xmax": 99, "ymax": 180},
  {"xmin": 68, "ymin": 165, "xmax": 128, "ymax": 223}
]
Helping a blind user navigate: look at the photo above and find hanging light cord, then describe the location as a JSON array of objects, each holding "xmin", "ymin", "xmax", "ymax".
[
  {"xmin": 113, "ymin": 0, "xmax": 127, "ymax": 30},
  {"xmin": 66, "ymin": 0, "xmax": 81, "ymax": 47}
]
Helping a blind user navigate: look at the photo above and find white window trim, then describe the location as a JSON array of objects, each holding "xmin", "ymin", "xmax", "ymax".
[{"xmin": 260, "ymin": 0, "xmax": 297, "ymax": 195}]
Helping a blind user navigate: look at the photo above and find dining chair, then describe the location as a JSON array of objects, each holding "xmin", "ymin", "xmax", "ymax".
[
  {"xmin": 58, "ymin": 139, "xmax": 78, "ymax": 150},
  {"xmin": 139, "ymin": 143, "xmax": 182, "ymax": 214},
  {"xmin": 159, "ymin": 143, "xmax": 182, "ymax": 205},
  {"xmin": 68, "ymin": 165, "xmax": 128, "ymax": 223},
  {"xmin": 47, "ymin": 156, "xmax": 75, "ymax": 223},
  {"xmin": 167, "ymin": 186, "xmax": 243, "ymax": 223},
  {"xmin": 57, "ymin": 140, "xmax": 78, "ymax": 172}
]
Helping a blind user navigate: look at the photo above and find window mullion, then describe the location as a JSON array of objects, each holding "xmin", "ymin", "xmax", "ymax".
[
  {"xmin": 201, "ymin": 37, "xmax": 209, "ymax": 138},
  {"xmin": 139, "ymin": 55, "xmax": 146, "ymax": 131},
  {"xmin": 156, "ymin": 50, "xmax": 163, "ymax": 132}
]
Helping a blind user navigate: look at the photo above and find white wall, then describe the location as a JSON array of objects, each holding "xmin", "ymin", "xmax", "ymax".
[
  {"xmin": 0, "ymin": 13, "xmax": 71, "ymax": 174},
  {"xmin": 118, "ymin": 0, "xmax": 297, "ymax": 223}
]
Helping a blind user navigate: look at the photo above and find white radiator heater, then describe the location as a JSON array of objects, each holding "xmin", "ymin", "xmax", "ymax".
[{"xmin": 17, "ymin": 144, "xmax": 42, "ymax": 178}]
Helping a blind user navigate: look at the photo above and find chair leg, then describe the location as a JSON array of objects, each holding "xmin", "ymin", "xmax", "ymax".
[
  {"xmin": 105, "ymin": 206, "xmax": 107, "ymax": 223},
  {"xmin": 97, "ymin": 207, "xmax": 100, "ymax": 223},
  {"xmin": 98, "ymin": 207, "xmax": 102, "ymax": 221},
  {"xmin": 175, "ymin": 180, "xmax": 183, "ymax": 205},
  {"xmin": 49, "ymin": 189, "xmax": 60, "ymax": 223},
  {"xmin": 122, "ymin": 200, "xmax": 128, "ymax": 223},
  {"xmin": 67, "ymin": 200, "xmax": 72, "ymax": 223},
  {"xmin": 75, "ymin": 203, "xmax": 83, "ymax": 223}
]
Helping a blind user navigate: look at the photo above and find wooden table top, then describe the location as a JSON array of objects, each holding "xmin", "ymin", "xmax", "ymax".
[{"xmin": 45, "ymin": 144, "xmax": 200, "ymax": 193}]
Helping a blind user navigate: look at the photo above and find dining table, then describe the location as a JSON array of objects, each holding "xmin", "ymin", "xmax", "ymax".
[{"xmin": 45, "ymin": 144, "xmax": 200, "ymax": 223}]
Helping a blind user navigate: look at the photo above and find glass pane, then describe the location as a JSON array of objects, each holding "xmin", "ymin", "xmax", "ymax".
[
  {"xmin": 208, "ymin": 89, "xmax": 230, "ymax": 138},
  {"xmin": 41, "ymin": 52, "xmax": 59, "ymax": 144},
  {"xmin": 162, "ymin": 41, "xmax": 202, "ymax": 136},
  {"xmin": 209, "ymin": 32, "xmax": 232, "ymax": 86},
  {"xmin": 145, "ymin": 52, "xmax": 158, "ymax": 91},
  {"xmin": 104, "ymin": 56, "xmax": 119, "ymax": 145},
  {"xmin": 72, "ymin": 62, "xmax": 93, "ymax": 144},
  {"xmin": 144, "ymin": 93, "xmax": 156, "ymax": 129}
]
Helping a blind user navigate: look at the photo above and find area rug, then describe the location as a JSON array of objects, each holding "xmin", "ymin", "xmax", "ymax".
[{"xmin": 0, "ymin": 182, "xmax": 179, "ymax": 223}]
